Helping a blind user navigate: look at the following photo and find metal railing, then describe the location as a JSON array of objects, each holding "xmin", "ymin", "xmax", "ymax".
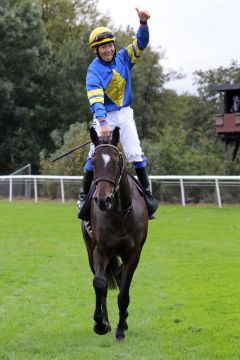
[{"xmin": 0, "ymin": 175, "xmax": 240, "ymax": 207}]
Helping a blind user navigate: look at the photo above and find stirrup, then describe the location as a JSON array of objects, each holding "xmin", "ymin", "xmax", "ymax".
[{"xmin": 77, "ymin": 183, "xmax": 96, "ymax": 221}]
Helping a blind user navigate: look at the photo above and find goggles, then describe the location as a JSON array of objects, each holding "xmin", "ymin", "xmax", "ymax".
[{"xmin": 94, "ymin": 31, "xmax": 114, "ymax": 43}]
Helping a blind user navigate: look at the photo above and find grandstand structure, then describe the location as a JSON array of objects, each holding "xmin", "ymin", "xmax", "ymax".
[{"xmin": 209, "ymin": 83, "xmax": 240, "ymax": 161}]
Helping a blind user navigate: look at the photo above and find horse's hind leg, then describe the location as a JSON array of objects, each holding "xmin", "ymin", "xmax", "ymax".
[
  {"xmin": 92, "ymin": 247, "xmax": 111, "ymax": 335},
  {"xmin": 116, "ymin": 250, "xmax": 141, "ymax": 341}
]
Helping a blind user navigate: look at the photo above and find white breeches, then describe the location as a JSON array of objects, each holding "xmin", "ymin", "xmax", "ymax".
[{"xmin": 87, "ymin": 106, "xmax": 144, "ymax": 163}]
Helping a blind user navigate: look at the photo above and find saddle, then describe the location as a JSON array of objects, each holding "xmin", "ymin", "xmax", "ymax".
[
  {"xmin": 128, "ymin": 174, "xmax": 159, "ymax": 216},
  {"xmin": 78, "ymin": 174, "xmax": 159, "ymax": 222}
]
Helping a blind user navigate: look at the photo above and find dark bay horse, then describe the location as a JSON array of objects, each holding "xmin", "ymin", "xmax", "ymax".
[{"xmin": 81, "ymin": 126, "xmax": 148, "ymax": 341}]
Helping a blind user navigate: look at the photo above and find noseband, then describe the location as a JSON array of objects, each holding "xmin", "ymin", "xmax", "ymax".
[{"xmin": 94, "ymin": 144, "xmax": 124, "ymax": 198}]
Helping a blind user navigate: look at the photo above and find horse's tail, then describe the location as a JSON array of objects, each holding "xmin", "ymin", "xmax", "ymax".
[{"xmin": 106, "ymin": 256, "xmax": 122, "ymax": 290}]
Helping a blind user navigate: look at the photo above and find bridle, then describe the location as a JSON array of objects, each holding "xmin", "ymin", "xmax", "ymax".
[
  {"xmin": 93, "ymin": 144, "xmax": 124, "ymax": 199},
  {"xmin": 93, "ymin": 143, "xmax": 132, "ymax": 216}
]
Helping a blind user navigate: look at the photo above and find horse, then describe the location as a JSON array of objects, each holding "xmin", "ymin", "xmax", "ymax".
[{"xmin": 81, "ymin": 126, "xmax": 148, "ymax": 341}]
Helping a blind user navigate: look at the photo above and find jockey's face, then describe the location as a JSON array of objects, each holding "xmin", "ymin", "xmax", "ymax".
[{"xmin": 94, "ymin": 42, "xmax": 115, "ymax": 62}]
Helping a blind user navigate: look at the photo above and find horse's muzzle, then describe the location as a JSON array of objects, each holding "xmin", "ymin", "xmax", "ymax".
[{"xmin": 94, "ymin": 196, "xmax": 112, "ymax": 211}]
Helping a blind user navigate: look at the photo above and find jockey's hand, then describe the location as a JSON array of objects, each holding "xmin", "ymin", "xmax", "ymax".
[
  {"xmin": 135, "ymin": 7, "xmax": 151, "ymax": 22},
  {"xmin": 100, "ymin": 123, "xmax": 111, "ymax": 137}
]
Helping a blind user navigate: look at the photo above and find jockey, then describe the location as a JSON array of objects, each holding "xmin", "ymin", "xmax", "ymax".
[{"xmin": 77, "ymin": 7, "xmax": 158, "ymax": 219}]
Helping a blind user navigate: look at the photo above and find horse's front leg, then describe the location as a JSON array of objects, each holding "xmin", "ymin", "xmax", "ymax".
[
  {"xmin": 92, "ymin": 246, "xmax": 111, "ymax": 335},
  {"xmin": 116, "ymin": 250, "xmax": 141, "ymax": 341}
]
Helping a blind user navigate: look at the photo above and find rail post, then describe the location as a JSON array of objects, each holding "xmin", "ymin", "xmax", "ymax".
[
  {"xmin": 215, "ymin": 179, "xmax": 222, "ymax": 208},
  {"xmin": 9, "ymin": 177, "xmax": 13, "ymax": 202},
  {"xmin": 34, "ymin": 177, "xmax": 38, "ymax": 202},
  {"xmin": 60, "ymin": 178, "xmax": 65, "ymax": 203},
  {"xmin": 180, "ymin": 178, "xmax": 186, "ymax": 206}
]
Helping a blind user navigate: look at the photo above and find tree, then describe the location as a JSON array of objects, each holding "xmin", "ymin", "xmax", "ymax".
[
  {"xmin": 39, "ymin": 0, "xmax": 108, "ymax": 48},
  {"xmin": 37, "ymin": 0, "xmax": 111, "ymax": 146},
  {"xmin": 0, "ymin": 0, "xmax": 59, "ymax": 174},
  {"xmin": 131, "ymin": 47, "xmax": 166, "ymax": 140},
  {"xmin": 40, "ymin": 121, "xmax": 89, "ymax": 175},
  {"xmin": 193, "ymin": 60, "xmax": 240, "ymax": 101}
]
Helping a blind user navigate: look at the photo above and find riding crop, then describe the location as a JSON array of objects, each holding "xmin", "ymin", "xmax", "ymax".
[{"xmin": 51, "ymin": 140, "xmax": 91, "ymax": 162}]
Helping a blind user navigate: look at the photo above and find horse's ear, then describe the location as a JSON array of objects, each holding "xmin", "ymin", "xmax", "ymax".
[
  {"xmin": 111, "ymin": 126, "xmax": 120, "ymax": 146},
  {"xmin": 90, "ymin": 127, "xmax": 100, "ymax": 146}
]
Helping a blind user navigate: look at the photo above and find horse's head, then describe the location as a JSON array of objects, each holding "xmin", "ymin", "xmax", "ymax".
[{"xmin": 90, "ymin": 126, "xmax": 123, "ymax": 211}]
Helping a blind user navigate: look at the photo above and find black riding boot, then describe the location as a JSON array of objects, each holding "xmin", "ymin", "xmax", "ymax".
[
  {"xmin": 77, "ymin": 169, "xmax": 93, "ymax": 219},
  {"xmin": 135, "ymin": 167, "xmax": 159, "ymax": 220}
]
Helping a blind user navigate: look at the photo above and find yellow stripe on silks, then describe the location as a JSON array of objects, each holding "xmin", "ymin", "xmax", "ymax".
[
  {"xmin": 89, "ymin": 96, "xmax": 104, "ymax": 105},
  {"xmin": 87, "ymin": 89, "xmax": 104, "ymax": 105},
  {"xmin": 105, "ymin": 70, "xmax": 126, "ymax": 107},
  {"xmin": 87, "ymin": 88, "xmax": 104, "ymax": 98},
  {"xmin": 126, "ymin": 39, "xmax": 142, "ymax": 64}
]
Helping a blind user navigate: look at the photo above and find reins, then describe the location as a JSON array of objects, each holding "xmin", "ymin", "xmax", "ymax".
[{"xmin": 103, "ymin": 203, "xmax": 132, "ymax": 217}]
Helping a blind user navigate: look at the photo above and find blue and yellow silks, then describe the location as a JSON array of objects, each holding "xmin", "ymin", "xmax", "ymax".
[{"xmin": 86, "ymin": 24, "xmax": 149, "ymax": 121}]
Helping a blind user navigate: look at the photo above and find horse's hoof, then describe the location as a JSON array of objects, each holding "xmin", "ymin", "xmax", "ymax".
[
  {"xmin": 116, "ymin": 333, "xmax": 125, "ymax": 342},
  {"xmin": 94, "ymin": 320, "xmax": 111, "ymax": 335},
  {"xmin": 115, "ymin": 328, "xmax": 125, "ymax": 341}
]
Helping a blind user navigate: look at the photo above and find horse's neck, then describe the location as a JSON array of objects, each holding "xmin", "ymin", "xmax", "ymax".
[{"xmin": 117, "ymin": 168, "xmax": 132, "ymax": 210}]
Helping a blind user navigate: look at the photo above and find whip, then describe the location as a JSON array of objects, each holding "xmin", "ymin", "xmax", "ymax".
[{"xmin": 51, "ymin": 140, "xmax": 91, "ymax": 162}]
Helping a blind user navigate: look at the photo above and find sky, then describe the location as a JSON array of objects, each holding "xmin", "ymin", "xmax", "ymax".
[{"xmin": 97, "ymin": 0, "xmax": 240, "ymax": 94}]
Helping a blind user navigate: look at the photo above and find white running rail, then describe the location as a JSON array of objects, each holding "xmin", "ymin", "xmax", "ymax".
[{"xmin": 1, "ymin": 175, "xmax": 240, "ymax": 207}]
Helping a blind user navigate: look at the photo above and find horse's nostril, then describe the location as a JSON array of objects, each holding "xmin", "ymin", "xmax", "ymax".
[
  {"xmin": 106, "ymin": 196, "xmax": 111, "ymax": 205},
  {"xmin": 96, "ymin": 196, "xmax": 112, "ymax": 211}
]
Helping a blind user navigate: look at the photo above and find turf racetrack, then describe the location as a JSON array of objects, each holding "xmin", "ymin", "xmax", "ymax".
[{"xmin": 0, "ymin": 202, "xmax": 240, "ymax": 359}]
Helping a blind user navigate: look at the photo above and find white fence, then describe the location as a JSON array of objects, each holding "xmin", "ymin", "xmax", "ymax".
[{"xmin": 0, "ymin": 175, "xmax": 240, "ymax": 207}]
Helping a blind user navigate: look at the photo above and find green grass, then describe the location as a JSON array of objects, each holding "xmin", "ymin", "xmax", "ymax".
[{"xmin": 0, "ymin": 201, "xmax": 240, "ymax": 359}]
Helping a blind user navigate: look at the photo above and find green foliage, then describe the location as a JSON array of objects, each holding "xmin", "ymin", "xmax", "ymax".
[
  {"xmin": 0, "ymin": 0, "xmax": 58, "ymax": 173},
  {"xmin": 48, "ymin": 37, "xmax": 93, "ymax": 134},
  {"xmin": 0, "ymin": 0, "xmax": 97, "ymax": 174},
  {"xmin": 39, "ymin": 0, "xmax": 104, "ymax": 48},
  {"xmin": 132, "ymin": 47, "xmax": 166, "ymax": 140},
  {"xmin": 40, "ymin": 122, "xmax": 89, "ymax": 175},
  {"xmin": 193, "ymin": 60, "xmax": 240, "ymax": 100},
  {"xmin": 142, "ymin": 126, "xmax": 224, "ymax": 176}
]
